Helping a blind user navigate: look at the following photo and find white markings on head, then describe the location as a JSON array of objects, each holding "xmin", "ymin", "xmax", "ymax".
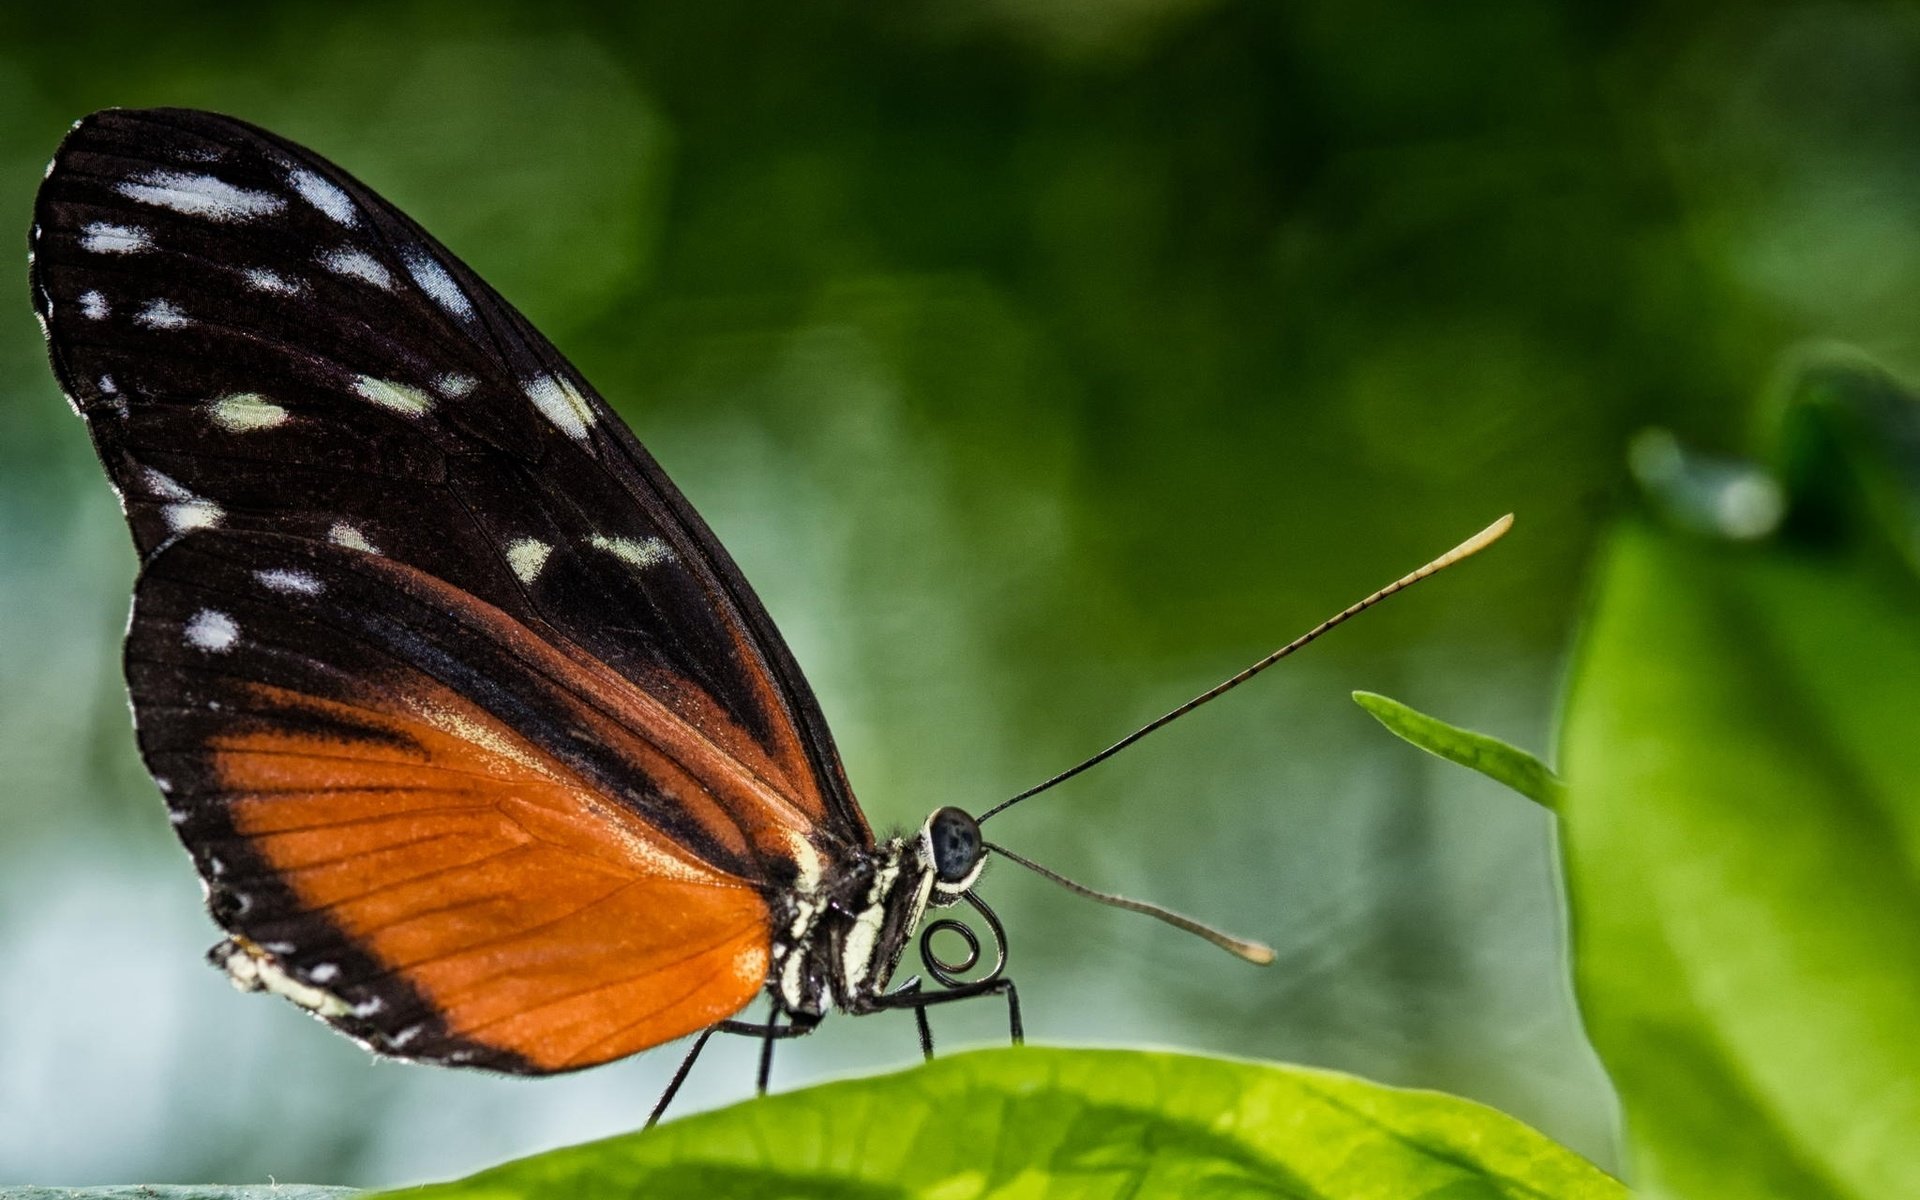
[
  {"xmin": 328, "ymin": 521, "xmax": 379, "ymax": 554},
  {"xmin": 588, "ymin": 533, "xmax": 673, "ymax": 571},
  {"xmin": 320, "ymin": 247, "xmax": 393, "ymax": 290},
  {"xmin": 399, "ymin": 244, "xmax": 476, "ymax": 322},
  {"xmin": 143, "ymin": 468, "xmax": 223, "ymax": 532},
  {"xmin": 289, "ymin": 168, "xmax": 357, "ymax": 225},
  {"xmin": 220, "ymin": 940, "xmax": 352, "ymax": 1018},
  {"xmin": 242, "ymin": 267, "xmax": 301, "ymax": 295},
  {"xmin": 255, "ymin": 567, "xmax": 323, "ymax": 596},
  {"xmin": 524, "ymin": 376, "xmax": 596, "ymax": 440},
  {"xmin": 80, "ymin": 222, "xmax": 150, "ymax": 254},
  {"xmin": 185, "ymin": 609, "xmax": 239, "ymax": 652},
  {"xmin": 79, "ymin": 290, "xmax": 108, "ymax": 319},
  {"xmin": 505, "ymin": 537, "xmax": 552, "ymax": 584},
  {"xmin": 208, "ymin": 393, "xmax": 289, "ymax": 432},
  {"xmin": 135, "ymin": 299, "xmax": 190, "ymax": 329},
  {"xmin": 435, "ymin": 373, "xmax": 477, "ymax": 399},
  {"xmin": 351, "ymin": 375, "xmax": 433, "ymax": 417},
  {"xmin": 116, "ymin": 170, "xmax": 285, "ymax": 221}
]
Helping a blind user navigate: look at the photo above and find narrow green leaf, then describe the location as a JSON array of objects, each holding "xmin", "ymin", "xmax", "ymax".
[
  {"xmin": 375, "ymin": 1048, "xmax": 1622, "ymax": 1200},
  {"xmin": 1561, "ymin": 523, "xmax": 1920, "ymax": 1199},
  {"xmin": 1353, "ymin": 690, "xmax": 1566, "ymax": 810}
]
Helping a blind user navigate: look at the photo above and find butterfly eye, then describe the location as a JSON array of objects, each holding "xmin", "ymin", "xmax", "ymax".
[{"xmin": 926, "ymin": 806, "xmax": 983, "ymax": 885}]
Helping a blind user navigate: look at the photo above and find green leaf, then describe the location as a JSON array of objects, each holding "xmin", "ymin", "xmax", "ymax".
[
  {"xmin": 1560, "ymin": 522, "xmax": 1920, "ymax": 1199},
  {"xmin": 1353, "ymin": 690, "xmax": 1566, "ymax": 811},
  {"xmin": 375, "ymin": 1047, "xmax": 1621, "ymax": 1200}
]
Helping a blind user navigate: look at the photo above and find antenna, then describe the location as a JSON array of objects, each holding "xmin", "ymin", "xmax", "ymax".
[
  {"xmin": 987, "ymin": 841, "xmax": 1275, "ymax": 964},
  {"xmin": 977, "ymin": 514, "xmax": 1513, "ymax": 824}
]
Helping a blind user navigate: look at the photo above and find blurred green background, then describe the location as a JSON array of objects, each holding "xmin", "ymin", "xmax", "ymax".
[{"xmin": 2, "ymin": 0, "xmax": 1914, "ymax": 1188}]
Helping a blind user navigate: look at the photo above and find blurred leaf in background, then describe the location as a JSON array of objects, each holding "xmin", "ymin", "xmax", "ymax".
[
  {"xmin": 1363, "ymin": 360, "xmax": 1920, "ymax": 1197},
  {"xmin": 1561, "ymin": 386, "xmax": 1920, "ymax": 1199}
]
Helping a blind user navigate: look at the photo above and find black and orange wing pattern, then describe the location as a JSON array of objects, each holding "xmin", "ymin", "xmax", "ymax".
[{"xmin": 29, "ymin": 108, "xmax": 861, "ymax": 1070}]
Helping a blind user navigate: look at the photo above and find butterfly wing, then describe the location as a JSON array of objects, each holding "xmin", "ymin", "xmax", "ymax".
[
  {"xmin": 29, "ymin": 106, "xmax": 863, "ymax": 849},
  {"xmin": 135, "ymin": 531, "xmax": 779, "ymax": 1071},
  {"xmin": 29, "ymin": 108, "xmax": 864, "ymax": 1063}
]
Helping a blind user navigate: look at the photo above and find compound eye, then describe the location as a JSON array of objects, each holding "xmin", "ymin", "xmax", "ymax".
[{"xmin": 927, "ymin": 806, "xmax": 983, "ymax": 884}]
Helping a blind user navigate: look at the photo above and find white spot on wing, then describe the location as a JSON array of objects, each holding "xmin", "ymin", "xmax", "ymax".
[
  {"xmin": 289, "ymin": 168, "xmax": 357, "ymax": 225},
  {"xmin": 351, "ymin": 375, "xmax": 433, "ymax": 417},
  {"xmin": 135, "ymin": 299, "xmax": 190, "ymax": 329},
  {"xmin": 79, "ymin": 290, "xmax": 108, "ymax": 319},
  {"xmin": 98, "ymin": 374, "xmax": 117, "ymax": 394},
  {"xmin": 144, "ymin": 469, "xmax": 223, "ymax": 532},
  {"xmin": 255, "ymin": 568, "xmax": 322, "ymax": 596},
  {"xmin": 81, "ymin": 222, "xmax": 150, "ymax": 254},
  {"xmin": 328, "ymin": 521, "xmax": 379, "ymax": 554},
  {"xmin": 524, "ymin": 375, "xmax": 596, "ymax": 440},
  {"xmin": 435, "ymin": 373, "xmax": 477, "ymax": 399},
  {"xmin": 220, "ymin": 940, "xmax": 351, "ymax": 1018},
  {"xmin": 185, "ymin": 609, "xmax": 239, "ymax": 652},
  {"xmin": 504, "ymin": 538, "xmax": 552, "ymax": 584},
  {"xmin": 142, "ymin": 469, "xmax": 194, "ymax": 502},
  {"xmin": 588, "ymin": 533, "xmax": 673, "ymax": 571},
  {"xmin": 399, "ymin": 245, "xmax": 475, "ymax": 322},
  {"xmin": 242, "ymin": 267, "xmax": 301, "ymax": 295},
  {"xmin": 208, "ymin": 393, "xmax": 288, "ymax": 432},
  {"xmin": 116, "ymin": 170, "xmax": 284, "ymax": 221},
  {"xmin": 320, "ymin": 247, "xmax": 393, "ymax": 290}
]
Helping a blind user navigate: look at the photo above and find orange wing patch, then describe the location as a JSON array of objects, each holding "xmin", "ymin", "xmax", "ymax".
[{"xmin": 215, "ymin": 678, "xmax": 769, "ymax": 1071}]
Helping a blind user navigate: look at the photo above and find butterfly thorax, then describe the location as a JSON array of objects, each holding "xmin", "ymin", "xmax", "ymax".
[
  {"xmin": 769, "ymin": 806, "xmax": 989, "ymax": 1018},
  {"xmin": 770, "ymin": 833, "xmax": 936, "ymax": 1017}
]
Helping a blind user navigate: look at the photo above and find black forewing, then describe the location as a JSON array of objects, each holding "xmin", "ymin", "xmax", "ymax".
[{"xmin": 28, "ymin": 107, "xmax": 865, "ymax": 850}]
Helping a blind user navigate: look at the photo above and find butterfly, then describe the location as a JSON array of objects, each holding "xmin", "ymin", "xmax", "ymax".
[{"xmin": 29, "ymin": 107, "xmax": 1509, "ymax": 1120}]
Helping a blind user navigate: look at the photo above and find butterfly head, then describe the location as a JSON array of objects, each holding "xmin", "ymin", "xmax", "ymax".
[{"xmin": 920, "ymin": 806, "xmax": 985, "ymax": 896}]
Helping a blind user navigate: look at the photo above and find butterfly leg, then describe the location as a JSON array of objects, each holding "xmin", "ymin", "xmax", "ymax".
[
  {"xmin": 886, "ymin": 976, "xmax": 936, "ymax": 1060},
  {"xmin": 645, "ymin": 1012, "xmax": 820, "ymax": 1128},
  {"xmin": 647, "ymin": 1025, "xmax": 721, "ymax": 1129},
  {"xmin": 757, "ymin": 1007, "xmax": 781, "ymax": 1096},
  {"xmin": 871, "ymin": 976, "xmax": 1024, "ymax": 1049}
]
